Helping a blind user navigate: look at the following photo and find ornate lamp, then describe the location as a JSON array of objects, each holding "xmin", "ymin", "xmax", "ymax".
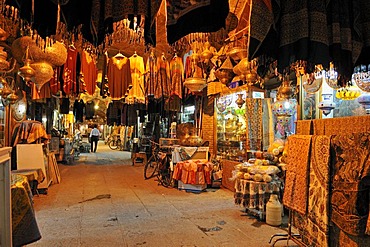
[
  {"xmin": 272, "ymin": 77, "xmax": 297, "ymax": 137},
  {"xmin": 214, "ymin": 56, "xmax": 234, "ymax": 85},
  {"xmin": 318, "ymin": 93, "xmax": 336, "ymax": 116}
]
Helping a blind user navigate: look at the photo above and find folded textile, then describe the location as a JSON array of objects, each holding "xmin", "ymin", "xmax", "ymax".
[
  {"xmin": 295, "ymin": 120, "xmax": 312, "ymax": 135},
  {"xmin": 283, "ymin": 135, "xmax": 312, "ymax": 215}
]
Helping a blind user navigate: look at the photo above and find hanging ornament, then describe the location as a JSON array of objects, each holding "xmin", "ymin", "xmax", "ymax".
[{"xmin": 200, "ymin": 41, "xmax": 213, "ymax": 64}]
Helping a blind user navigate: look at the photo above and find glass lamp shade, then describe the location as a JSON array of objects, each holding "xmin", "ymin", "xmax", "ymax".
[{"xmin": 183, "ymin": 77, "xmax": 207, "ymax": 92}]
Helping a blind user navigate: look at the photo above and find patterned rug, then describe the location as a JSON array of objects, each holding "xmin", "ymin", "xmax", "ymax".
[
  {"xmin": 305, "ymin": 135, "xmax": 331, "ymax": 246},
  {"xmin": 330, "ymin": 132, "xmax": 370, "ymax": 236},
  {"xmin": 283, "ymin": 135, "xmax": 312, "ymax": 215}
]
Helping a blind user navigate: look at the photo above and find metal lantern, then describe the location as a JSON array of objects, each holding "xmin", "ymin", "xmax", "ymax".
[{"xmin": 183, "ymin": 77, "xmax": 207, "ymax": 92}]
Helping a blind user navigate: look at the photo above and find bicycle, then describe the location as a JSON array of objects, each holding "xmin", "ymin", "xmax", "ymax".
[
  {"xmin": 144, "ymin": 140, "xmax": 173, "ymax": 187},
  {"xmin": 107, "ymin": 134, "xmax": 122, "ymax": 150}
]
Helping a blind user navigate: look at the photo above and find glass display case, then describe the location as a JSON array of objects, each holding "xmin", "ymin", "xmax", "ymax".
[{"xmin": 216, "ymin": 92, "xmax": 247, "ymax": 162}]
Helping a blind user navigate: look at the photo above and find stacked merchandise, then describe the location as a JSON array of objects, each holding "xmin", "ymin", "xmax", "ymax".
[
  {"xmin": 172, "ymin": 160, "xmax": 213, "ymax": 192},
  {"xmin": 233, "ymin": 140, "xmax": 286, "ymax": 219}
]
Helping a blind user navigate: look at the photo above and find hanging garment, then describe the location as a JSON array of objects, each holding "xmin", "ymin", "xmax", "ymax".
[
  {"xmin": 107, "ymin": 57, "xmax": 132, "ymax": 99},
  {"xmin": 156, "ymin": 54, "xmax": 171, "ymax": 99},
  {"xmin": 127, "ymin": 54, "xmax": 145, "ymax": 103},
  {"xmin": 85, "ymin": 101, "xmax": 95, "ymax": 120},
  {"xmin": 73, "ymin": 99, "xmax": 85, "ymax": 123},
  {"xmin": 106, "ymin": 101, "xmax": 123, "ymax": 125},
  {"xmin": 283, "ymin": 135, "xmax": 312, "ymax": 215},
  {"xmin": 245, "ymin": 98, "xmax": 263, "ymax": 151},
  {"xmin": 166, "ymin": 0, "xmax": 229, "ymax": 44},
  {"xmin": 31, "ymin": 82, "xmax": 51, "ymax": 100},
  {"xmin": 80, "ymin": 50, "xmax": 98, "ymax": 95},
  {"xmin": 49, "ymin": 67, "xmax": 62, "ymax": 95},
  {"xmin": 145, "ymin": 52, "xmax": 157, "ymax": 97},
  {"xmin": 63, "ymin": 47, "xmax": 80, "ymax": 95},
  {"xmin": 60, "ymin": 98, "xmax": 70, "ymax": 114},
  {"xmin": 169, "ymin": 55, "xmax": 184, "ymax": 99},
  {"xmin": 330, "ymin": 132, "xmax": 370, "ymax": 236}
]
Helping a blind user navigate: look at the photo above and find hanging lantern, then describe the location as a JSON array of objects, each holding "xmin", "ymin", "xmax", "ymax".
[
  {"xmin": 30, "ymin": 61, "xmax": 54, "ymax": 92},
  {"xmin": 184, "ymin": 77, "xmax": 207, "ymax": 92},
  {"xmin": 227, "ymin": 47, "xmax": 248, "ymax": 62},
  {"xmin": 6, "ymin": 92, "xmax": 18, "ymax": 105},
  {"xmin": 235, "ymin": 58, "xmax": 258, "ymax": 85},
  {"xmin": 18, "ymin": 46, "xmax": 35, "ymax": 83},
  {"xmin": 200, "ymin": 42, "xmax": 213, "ymax": 64},
  {"xmin": 272, "ymin": 77, "xmax": 297, "ymax": 134},
  {"xmin": 0, "ymin": 77, "xmax": 13, "ymax": 98},
  {"xmin": 215, "ymin": 56, "xmax": 234, "ymax": 85},
  {"xmin": 0, "ymin": 46, "xmax": 9, "ymax": 71},
  {"xmin": 44, "ymin": 41, "xmax": 68, "ymax": 67}
]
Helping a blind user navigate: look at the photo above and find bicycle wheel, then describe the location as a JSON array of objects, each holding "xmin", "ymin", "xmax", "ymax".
[
  {"xmin": 144, "ymin": 154, "xmax": 158, "ymax": 179},
  {"xmin": 108, "ymin": 139, "xmax": 120, "ymax": 150},
  {"xmin": 157, "ymin": 156, "xmax": 173, "ymax": 187}
]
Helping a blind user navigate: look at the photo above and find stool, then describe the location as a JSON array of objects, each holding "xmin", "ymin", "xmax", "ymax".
[{"xmin": 132, "ymin": 152, "xmax": 147, "ymax": 166}]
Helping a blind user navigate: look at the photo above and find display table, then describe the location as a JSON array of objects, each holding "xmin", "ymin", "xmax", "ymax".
[
  {"xmin": 11, "ymin": 174, "xmax": 41, "ymax": 246},
  {"xmin": 234, "ymin": 178, "xmax": 282, "ymax": 220},
  {"xmin": 12, "ymin": 168, "xmax": 45, "ymax": 195}
]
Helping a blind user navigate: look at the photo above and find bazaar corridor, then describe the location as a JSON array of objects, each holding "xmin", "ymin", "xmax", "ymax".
[{"xmin": 27, "ymin": 142, "xmax": 295, "ymax": 247}]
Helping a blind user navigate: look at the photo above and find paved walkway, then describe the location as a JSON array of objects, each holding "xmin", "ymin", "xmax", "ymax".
[{"xmin": 28, "ymin": 141, "xmax": 297, "ymax": 247}]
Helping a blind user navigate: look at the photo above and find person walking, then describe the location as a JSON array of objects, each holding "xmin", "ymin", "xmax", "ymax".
[{"xmin": 90, "ymin": 124, "xmax": 100, "ymax": 153}]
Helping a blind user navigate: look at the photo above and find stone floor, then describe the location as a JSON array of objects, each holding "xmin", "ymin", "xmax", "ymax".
[{"xmin": 28, "ymin": 142, "xmax": 298, "ymax": 247}]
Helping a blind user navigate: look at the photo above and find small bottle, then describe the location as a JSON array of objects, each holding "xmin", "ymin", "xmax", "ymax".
[{"xmin": 266, "ymin": 194, "xmax": 282, "ymax": 226}]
